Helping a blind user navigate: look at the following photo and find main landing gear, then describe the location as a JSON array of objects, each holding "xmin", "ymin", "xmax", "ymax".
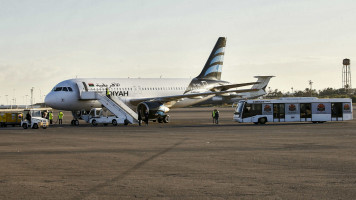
[
  {"xmin": 71, "ymin": 111, "xmax": 81, "ymax": 126},
  {"xmin": 71, "ymin": 119, "xmax": 80, "ymax": 126}
]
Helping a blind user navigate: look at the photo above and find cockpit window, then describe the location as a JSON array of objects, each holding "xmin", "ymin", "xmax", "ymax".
[
  {"xmin": 54, "ymin": 87, "xmax": 62, "ymax": 91},
  {"xmin": 54, "ymin": 87, "xmax": 73, "ymax": 92}
]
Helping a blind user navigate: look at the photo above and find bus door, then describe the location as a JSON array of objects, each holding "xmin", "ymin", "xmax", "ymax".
[
  {"xmin": 273, "ymin": 103, "xmax": 285, "ymax": 122},
  {"xmin": 300, "ymin": 103, "xmax": 312, "ymax": 122},
  {"xmin": 331, "ymin": 103, "xmax": 342, "ymax": 121},
  {"xmin": 241, "ymin": 103, "xmax": 252, "ymax": 122}
]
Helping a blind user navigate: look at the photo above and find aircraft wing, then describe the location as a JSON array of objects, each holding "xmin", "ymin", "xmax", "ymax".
[
  {"xmin": 129, "ymin": 88, "xmax": 259, "ymax": 105},
  {"xmin": 211, "ymin": 82, "xmax": 260, "ymax": 91}
]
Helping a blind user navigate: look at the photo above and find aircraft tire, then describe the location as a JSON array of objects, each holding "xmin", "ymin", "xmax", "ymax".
[{"xmin": 163, "ymin": 115, "xmax": 170, "ymax": 123}]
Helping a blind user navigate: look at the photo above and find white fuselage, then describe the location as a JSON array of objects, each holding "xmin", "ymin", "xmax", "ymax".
[{"xmin": 45, "ymin": 78, "xmax": 215, "ymax": 111}]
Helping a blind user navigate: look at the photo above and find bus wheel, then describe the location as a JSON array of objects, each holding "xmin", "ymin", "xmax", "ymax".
[
  {"xmin": 258, "ymin": 118, "xmax": 267, "ymax": 125},
  {"xmin": 22, "ymin": 124, "xmax": 28, "ymax": 129},
  {"xmin": 74, "ymin": 120, "xmax": 79, "ymax": 126}
]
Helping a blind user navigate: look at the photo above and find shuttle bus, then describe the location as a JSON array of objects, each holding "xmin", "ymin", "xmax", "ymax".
[{"xmin": 233, "ymin": 97, "xmax": 353, "ymax": 124}]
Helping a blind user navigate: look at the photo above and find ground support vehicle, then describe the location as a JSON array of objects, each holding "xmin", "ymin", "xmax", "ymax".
[
  {"xmin": 0, "ymin": 111, "xmax": 22, "ymax": 127},
  {"xmin": 81, "ymin": 108, "xmax": 125, "ymax": 126},
  {"xmin": 21, "ymin": 109, "xmax": 50, "ymax": 129},
  {"xmin": 233, "ymin": 97, "xmax": 353, "ymax": 124}
]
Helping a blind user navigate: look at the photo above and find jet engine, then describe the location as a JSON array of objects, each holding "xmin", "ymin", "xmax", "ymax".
[{"xmin": 137, "ymin": 101, "xmax": 170, "ymax": 123}]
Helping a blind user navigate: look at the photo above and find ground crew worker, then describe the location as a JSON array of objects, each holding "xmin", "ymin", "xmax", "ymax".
[
  {"xmin": 138, "ymin": 112, "xmax": 142, "ymax": 126},
  {"xmin": 144, "ymin": 110, "xmax": 149, "ymax": 126},
  {"xmin": 212, "ymin": 110, "xmax": 216, "ymax": 124},
  {"xmin": 26, "ymin": 112, "xmax": 31, "ymax": 124},
  {"xmin": 106, "ymin": 87, "xmax": 110, "ymax": 98},
  {"xmin": 58, "ymin": 111, "xmax": 64, "ymax": 124},
  {"xmin": 214, "ymin": 109, "xmax": 220, "ymax": 124},
  {"xmin": 49, "ymin": 112, "xmax": 53, "ymax": 125}
]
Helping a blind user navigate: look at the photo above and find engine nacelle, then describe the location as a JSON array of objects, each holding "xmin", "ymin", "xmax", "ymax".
[{"xmin": 137, "ymin": 101, "xmax": 170, "ymax": 119}]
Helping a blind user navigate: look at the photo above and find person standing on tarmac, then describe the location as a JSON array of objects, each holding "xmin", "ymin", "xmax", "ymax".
[
  {"xmin": 214, "ymin": 109, "xmax": 220, "ymax": 124},
  {"xmin": 26, "ymin": 112, "xmax": 31, "ymax": 124},
  {"xmin": 144, "ymin": 110, "xmax": 149, "ymax": 126},
  {"xmin": 49, "ymin": 112, "xmax": 53, "ymax": 125},
  {"xmin": 138, "ymin": 112, "xmax": 142, "ymax": 126},
  {"xmin": 212, "ymin": 110, "xmax": 216, "ymax": 124},
  {"xmin": 58, "ymin": 111, "xmax": 64, "ymax": 124}
]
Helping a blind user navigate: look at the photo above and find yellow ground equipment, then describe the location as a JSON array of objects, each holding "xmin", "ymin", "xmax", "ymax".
[{"xmin": 0, "ymin": 111, "xmax": 22, "ymax": 127}]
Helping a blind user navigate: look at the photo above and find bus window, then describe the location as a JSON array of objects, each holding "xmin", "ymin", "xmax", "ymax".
[
  {"xmin": 234, "ymin": 102, "xmax": 244, "ymax": 116},
  {"xmin": 242, "ymin": 103, "xmax": 262, "ymax": 118}
]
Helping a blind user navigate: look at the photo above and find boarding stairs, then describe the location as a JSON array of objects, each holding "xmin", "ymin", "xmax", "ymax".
[{"xmin": 81, "ymin": 92, "xmax": 138, "ymax": 124}]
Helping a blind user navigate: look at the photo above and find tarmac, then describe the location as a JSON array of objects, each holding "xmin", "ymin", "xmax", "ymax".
[{"xmin": 0, "ymin": 107, "xmax": 356, "ymax": 199}]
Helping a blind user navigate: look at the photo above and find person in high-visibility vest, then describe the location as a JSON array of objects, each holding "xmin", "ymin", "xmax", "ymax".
[
  {"xmin": 106, "ymin": 87, "xmax": 110, "ymax": 98},
  {"xmin": 49, "ymin": 112, "xmax": 53, "ymax": 125},
  {"xmin": 58, "ymin": 111, "xmax": 64, "ymax": 124},
  {"xmin": 212, "ymin": 110, "xmax": 216, "ymax": 124}
]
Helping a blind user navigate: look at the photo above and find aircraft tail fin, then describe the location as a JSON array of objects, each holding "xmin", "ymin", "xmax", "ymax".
[{"xmin": 196, "ymin": 37, "xmax": 226, "ymax": 80}]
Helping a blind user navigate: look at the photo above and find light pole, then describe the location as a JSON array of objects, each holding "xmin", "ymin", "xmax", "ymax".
[
  {"xmin": 31, "ymin": 87, "xmax": 34, "ymax": 107},
  {"xmin": 309, "ymin": 80, "xmax": 313, "ymax": 97},
  {"xmin": 291, "ymin": 87, "xmax": 294, "ymax": 96},
  {"xmin": 25, "ymin": 95, "xmax": 28, "ymax": 108}
]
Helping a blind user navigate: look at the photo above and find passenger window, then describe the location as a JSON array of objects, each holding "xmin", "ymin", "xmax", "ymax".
[
  {"xmin": 68, "ymin": 87, "xmax": 73, "ymax": 91},
  {"xmin": 54, "ymin": 87, "xmax": 62, "ymax": 91},
  {"xmin": 63, "ymin": 87, "xmax": 68, "ymax": 91}
]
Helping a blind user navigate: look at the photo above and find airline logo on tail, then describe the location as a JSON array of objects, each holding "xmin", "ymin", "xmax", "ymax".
[{"xmin": 197, "ymin": 37, "xmax": 226, "ymax": 80}]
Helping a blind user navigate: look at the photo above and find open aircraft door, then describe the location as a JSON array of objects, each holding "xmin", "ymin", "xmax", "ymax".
[{"xmin": 77, "ymin": 82, "xmax": 88, "ymax": 99}]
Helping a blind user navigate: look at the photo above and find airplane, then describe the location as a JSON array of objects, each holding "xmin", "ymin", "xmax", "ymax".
[{"xmin": 45, "ymin": 37, "xmax": 273, "ymax": 125}]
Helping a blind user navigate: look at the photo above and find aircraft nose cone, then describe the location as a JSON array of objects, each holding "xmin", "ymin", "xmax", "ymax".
[{"xmin": 44, "ymin": 92, "xmax": 56, "ymax": 108}]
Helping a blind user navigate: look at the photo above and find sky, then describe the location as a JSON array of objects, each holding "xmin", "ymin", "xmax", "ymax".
[{"xmin": 1, "ymin": 0, "xmax": 356, "ymax": 105}]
